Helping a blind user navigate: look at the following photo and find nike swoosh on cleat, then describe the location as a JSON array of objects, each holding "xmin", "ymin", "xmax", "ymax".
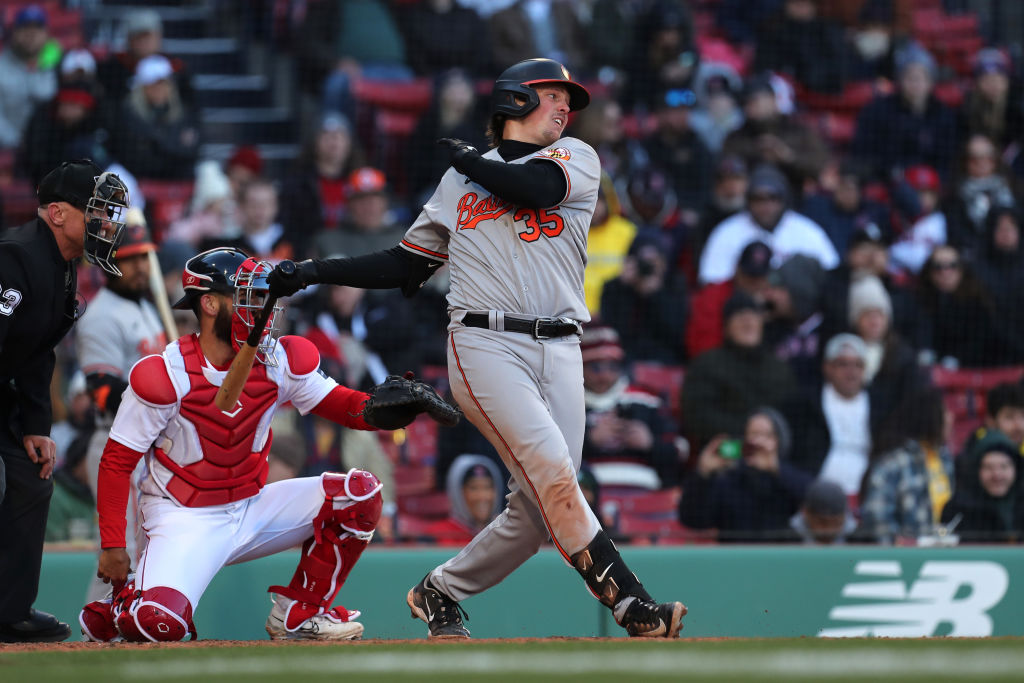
[{"xmin": 596, "ymin": 563, "xmax": 614, "ymax": 583}]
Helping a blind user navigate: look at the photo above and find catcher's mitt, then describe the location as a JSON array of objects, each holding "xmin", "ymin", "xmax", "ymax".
[{"xmin": 361, "ymin": 372, "xmax": 462, "ymax": 430}]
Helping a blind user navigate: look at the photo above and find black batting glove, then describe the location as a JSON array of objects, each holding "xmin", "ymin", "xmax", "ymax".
[
  {"xmin": 268, "ymin": 259, "xmax": 315, "ymax": 298},
  {"xmin": 437, "ymin": 137, "xmax": 481, "ymax": 176}
]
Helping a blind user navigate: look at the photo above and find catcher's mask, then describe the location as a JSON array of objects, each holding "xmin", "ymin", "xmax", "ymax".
[
  {"xmin": 38, "ymin": 160, "xmax": 131, "ymax": 276},
  {"xmin": 233, "ymin": 256, "xmax": 282, "ymax": 366},
  {"xmin": 172, "ymin": 247, "xmax": 283, "ymax": 366},
  {"xmin": 492, "ymin": 58, "xmax": 590, "ymax": 118}
]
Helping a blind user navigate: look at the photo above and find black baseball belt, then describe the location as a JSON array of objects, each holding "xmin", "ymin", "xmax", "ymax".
[{"xmin": 462, "ymin": 312, "xmax": 582, "ymax": 339}]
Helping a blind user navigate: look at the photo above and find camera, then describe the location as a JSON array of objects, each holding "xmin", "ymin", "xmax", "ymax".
[{"xmin": 636, "ymin": 256, "xmax": 658, "ymax": 277}]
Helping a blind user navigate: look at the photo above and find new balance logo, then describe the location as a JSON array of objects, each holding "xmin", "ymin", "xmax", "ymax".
[{"xmin": 819, "ymin": 561, "xmax": 1009, "ymax": 637}]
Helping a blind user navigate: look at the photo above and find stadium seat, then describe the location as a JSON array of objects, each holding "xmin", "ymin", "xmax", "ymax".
[
  {"xmin": 404, "ymin": 416, "xmax": 439, "ymax": 465},
  {"xmin": 137, "ymin": 180, "xmax": 193, "ymax": 244},
  {"xmin": 930, "ymin": 365, "xmax": 1024, "ymax": 454},
  {"xmin": 393, "ymin": 463, "xmax": 435, "ymax": 498},
  {"xmin": 604, "ymin": 488, "xmax": 681, "ymax": 518},
  {"xmin": 631, "ymin": 362, "xmax": 685, "ymax": 424},
  {"xmin": 395, "ymin": 514, "xmax": 466, "ymax": 543},
  {"xmin": 0, "ymin": 180, "xmax": 39, "ymax": 225},
  {"xmin": 397, "ymin": 490, "xmax": 450, "ymax": 518},
  {"xmin": 615, "ymin": 515, "xmax": 716, "ymax": 545}
]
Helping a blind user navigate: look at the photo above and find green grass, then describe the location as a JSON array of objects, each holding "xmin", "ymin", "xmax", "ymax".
[{"xmin": 3, "ymin": 638, "xmax": 1024, "ymax": 683}]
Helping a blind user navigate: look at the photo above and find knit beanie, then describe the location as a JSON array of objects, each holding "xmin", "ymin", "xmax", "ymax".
[{"xmin": 848, "ymin": 274, "xmax": 892, "ymax": 327}]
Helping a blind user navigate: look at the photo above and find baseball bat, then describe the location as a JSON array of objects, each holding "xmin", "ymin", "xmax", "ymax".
[
  {"xmin": 214, "ymin": 261, "xmax": 294, "ymax": 411},
  {"xmin": 148, "ymin": 249, "xmax": 179, "ymax": 341}
]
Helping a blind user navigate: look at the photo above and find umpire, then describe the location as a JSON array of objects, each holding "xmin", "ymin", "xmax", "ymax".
[{"xmin": 0, "ymin": 160, "xmax": 129, "ymax": 642}]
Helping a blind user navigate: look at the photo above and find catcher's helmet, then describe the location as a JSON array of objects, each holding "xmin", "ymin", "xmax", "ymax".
[
  {"xmin": 172, "ymin": 247, "xmax": 248, "ymax": 309},
  {"xmin": 492, "ymin": 58, "xmax": 590, "ymax": 118},
  {"xmin": 172, "ymin": 246, "xmax": 283, "ymax": 365}
]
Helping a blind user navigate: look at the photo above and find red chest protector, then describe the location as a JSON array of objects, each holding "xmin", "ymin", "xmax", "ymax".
[{"xmin": 153, "ymin": 334, "xmax": 279, "ymax": 507}]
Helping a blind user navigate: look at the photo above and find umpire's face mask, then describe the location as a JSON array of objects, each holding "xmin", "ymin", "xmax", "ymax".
[{"xmin": 83, "ymin": 172, "xmax": 130, "ymax": 276}]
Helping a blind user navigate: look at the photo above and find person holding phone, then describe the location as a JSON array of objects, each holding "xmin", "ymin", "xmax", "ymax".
[{"xmin": 678, "ymin": 407, "xmax": 812, "ymax": 542}]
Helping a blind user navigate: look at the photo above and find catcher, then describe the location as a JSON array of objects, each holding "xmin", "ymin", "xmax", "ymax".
[{"xmin": 79, "ymin": 247, "xmax": 458, "ymax": 642}]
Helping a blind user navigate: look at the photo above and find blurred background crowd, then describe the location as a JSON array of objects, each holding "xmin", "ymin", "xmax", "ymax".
[{"xmin": 6, "ymin": 0, "xmax": 1024, "ymax": 549}]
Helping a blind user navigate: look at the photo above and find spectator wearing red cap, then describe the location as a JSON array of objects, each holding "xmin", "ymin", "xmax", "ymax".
[
  {"xmin": 0, "ymin": 4, "xmax": 58, "ymax": 149},
  {"xmin": 279, "ymin": 112, "xmax": 364, "ymax": 259},
  {"xmin": 581, "ymin": 327, "xmax": 683, "ymax": 488},
  {"xmin": 18, "ymin": 79, "xmax": 108, "ymax": 185},
  {"xmin": 314, "ymin": 167, "xmax": 405, "ymax": 259},
  {"xmin": 890, "ymin": 164, "xmax": 947, "ymax": 274},
  {"xmin": 225, "ymin": 145, "xmax": 263, "ymax": 198}
]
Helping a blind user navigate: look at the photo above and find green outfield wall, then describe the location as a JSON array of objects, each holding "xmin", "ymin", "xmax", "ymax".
[{"xmin": 39, "ymin": 546, "xmax": 1024, "ymax": 640}]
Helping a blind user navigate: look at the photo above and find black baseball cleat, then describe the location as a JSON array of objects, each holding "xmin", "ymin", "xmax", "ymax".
[
  {"xmin": 614, "ymin": 597, "xmax": 687, "ymax": 638},
  {"xmin": 406, "ymin": 574, "xmax": 470, "ymax": 639},
  {"xmin": 0, "ymin": 609, "xmax": 72, "ymax": 643}
]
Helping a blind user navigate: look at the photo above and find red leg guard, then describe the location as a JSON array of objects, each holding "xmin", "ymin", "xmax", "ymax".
[
  {"xmin": 268, "ymin": 470, "xmax": 381, "ymax": 629},
  {"xmin": 113, "ymin": 585, "xmax": 197, "ymax": 642},
  {"xmin": 79, "ymin": 599, "xmax": 119, "ymax": 642}
]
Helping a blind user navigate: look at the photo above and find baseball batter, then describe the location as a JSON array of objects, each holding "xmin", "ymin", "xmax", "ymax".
[
  {"xmin": 269, "ymin": 58, "xmax": 686, "ymax": 638},
  {"xmin": 76, "ymin": 210, "xmax": 166, "ymax": 603},
  {"xmin": 79, "ymin": 248, "xmax": 387, "ymax": 642}
]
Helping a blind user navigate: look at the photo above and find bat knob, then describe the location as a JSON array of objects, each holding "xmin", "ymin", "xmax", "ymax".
[{"xmin": 278, "ymin": 260, "xmax": 296, "ymax": 276}]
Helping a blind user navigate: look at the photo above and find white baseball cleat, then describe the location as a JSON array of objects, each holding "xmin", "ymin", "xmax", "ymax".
[{"xmin": 265, "ymin": 595, "xmax": 364, "ymax": 641}]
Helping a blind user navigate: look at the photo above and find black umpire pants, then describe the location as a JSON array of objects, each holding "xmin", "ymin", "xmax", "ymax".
[{"xmin": 0, "ymin": 427, "xmax": 53, "ymax": 623}]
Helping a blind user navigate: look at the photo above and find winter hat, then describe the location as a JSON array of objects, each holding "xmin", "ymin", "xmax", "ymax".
[
  {"xmin": 848, "ymin": 274, "xmax": 892, "ymax": 326},
  {"xmin": 749, "ymin": 406, "xmax": 793, "ymax": 459},
  {"xmin": 895, "ymin": 41, "xmax": 937, "ymax": 80},
  {"xmin": 803, "ymin": 479, "xmax": 849, "ymax": 516},
  {"xmin": 824, "ymin": 333, "xmax": 868, "ymax": 362},
  {"xmin": 722, "ymin": 290, "xmax": 762, "ymax": 324},
  {"xmin": 580, "ymin": 326, "xmax": 625, "ymax": 363},
  {"xmin": 769, "ymin": 254, "xmax": 824, "ymax": 320},
  {"xmin": 190, "ymin": 160, "xmax": 232, "ymax": 213}
]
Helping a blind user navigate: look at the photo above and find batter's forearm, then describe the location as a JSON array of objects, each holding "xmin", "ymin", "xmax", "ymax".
[
  {"xmin": 311, "ymin": 246, "xmax": 441, "ymax": 297},
  {"xmin": 457, "ymin": 157, "xmax": 567, "ymax": 208}
]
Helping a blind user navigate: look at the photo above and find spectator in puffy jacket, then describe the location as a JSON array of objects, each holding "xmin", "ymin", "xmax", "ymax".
[{"xmin": 941, "ymin": 431, "xmax": 1024, "ymax": 543}]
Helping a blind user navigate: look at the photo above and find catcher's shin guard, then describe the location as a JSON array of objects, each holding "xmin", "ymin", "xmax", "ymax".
[
  {"xmin": 571, "ymin": 530, "xmax": 653, "ymax": 608},
  {"xmin": 267, "ymin": 470, "xmax": 382, "ymax": 631},
  {"xmin": 113, "ymin": 585, "xmax": 197, "ymax": 642}
]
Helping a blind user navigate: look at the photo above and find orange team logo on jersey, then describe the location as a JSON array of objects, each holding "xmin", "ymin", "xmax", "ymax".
[
  {"xmin": 456, "ymin": 192, "xmax": 512, "ymax": 231},
  {"xmin": 538, "ymin": 147, "xmax": 571, "ymax": 160}
]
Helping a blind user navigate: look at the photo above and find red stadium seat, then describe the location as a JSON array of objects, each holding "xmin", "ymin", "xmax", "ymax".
[
  {"xmin": 137, "ymin": 180, "xmax": 193, "ymax": 244},
  {"xmin": 393, "ymin": 463, "xmax": 435, "ymax": 497},
  {"xmin": 615, "ymin": 515, "xmax": 716, "ymax": 545},
  {"xmin": 394, "ymin": 514, "xmax": 463, "ymax": 542},
  {"xmin": 397, "ymin": 490, "xmax": 450, "ymax": 518},
  {"xmin": 931, "ymin": 366, "xmax": 1024, "ymax": 454},
  {"xmin": 352, "ymin": 79, "xmax": 433, "ymax": 112},
  {"xmin": 0, "ymin": 179, "xmax": 39, "ymax": 225},
  {"xmin": 631, "ymin": 362, "xmax": 685, "ymax": 423},
  {"xmin": 404, "ymin": 415, "xmax": 439, "ymax": 464},
  {"xmin": 604, "ymin": 488, "xmax": 681, "ymax": 518}
]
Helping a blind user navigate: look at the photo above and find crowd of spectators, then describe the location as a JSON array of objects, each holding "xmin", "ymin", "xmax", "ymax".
[{"xmin": 8, "ymin": 0, "xmax": 1024, "ymax": 547}]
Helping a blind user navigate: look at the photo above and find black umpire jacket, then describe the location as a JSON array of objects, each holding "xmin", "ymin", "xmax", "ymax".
[{"xmin": 0, "ymin": 218, "xmax": 78, "ymax": 441}]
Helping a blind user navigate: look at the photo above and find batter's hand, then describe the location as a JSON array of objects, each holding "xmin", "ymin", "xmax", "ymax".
[
  {"xmin": 267, "ymin": 259, "xmax": 315, "ymax": 298},
  {"xmin": 98, "ymin": 548, "xmax": 131, "ymax": 585},
  {"xmin": 23, "ymin": 434, "xmax": 56, "ymax": 479},
  {"xmin": 437, "ymin": 137, "xmax": 480, "ymax": 175}
]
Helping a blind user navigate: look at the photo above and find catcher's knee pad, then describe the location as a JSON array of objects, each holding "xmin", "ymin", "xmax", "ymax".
[
  {"xmin": 114, "ymin": 586, "xmax": 196, "ymax": 642},
  {"xmin": 319, "ymin": 469, "xmax": 383, "ymax": 538}
]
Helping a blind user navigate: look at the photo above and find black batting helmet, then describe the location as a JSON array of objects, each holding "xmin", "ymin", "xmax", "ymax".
[
  {"xmin": 492, "ymin": 58, "xmax": 590, "ymax": 118},
  {"xmin": 171, "ymin": 246, "xmax": 248, "ymax": 310}
]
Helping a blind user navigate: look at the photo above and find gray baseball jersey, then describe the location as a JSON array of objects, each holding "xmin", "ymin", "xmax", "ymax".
[
  {"xmin": 77, "ymin": 286, "xmax": 165, "ymax": 601},
  {"xmin": 401, "ymin": 136, "xmax": 600, "ymax": 323},
  {"xmin": 402, "ymin": 136, "xmax": 604, "ymax": 600},
  {"xmin": 77, "ymin": 288, "xmax": 166, "ymax": 382}
]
